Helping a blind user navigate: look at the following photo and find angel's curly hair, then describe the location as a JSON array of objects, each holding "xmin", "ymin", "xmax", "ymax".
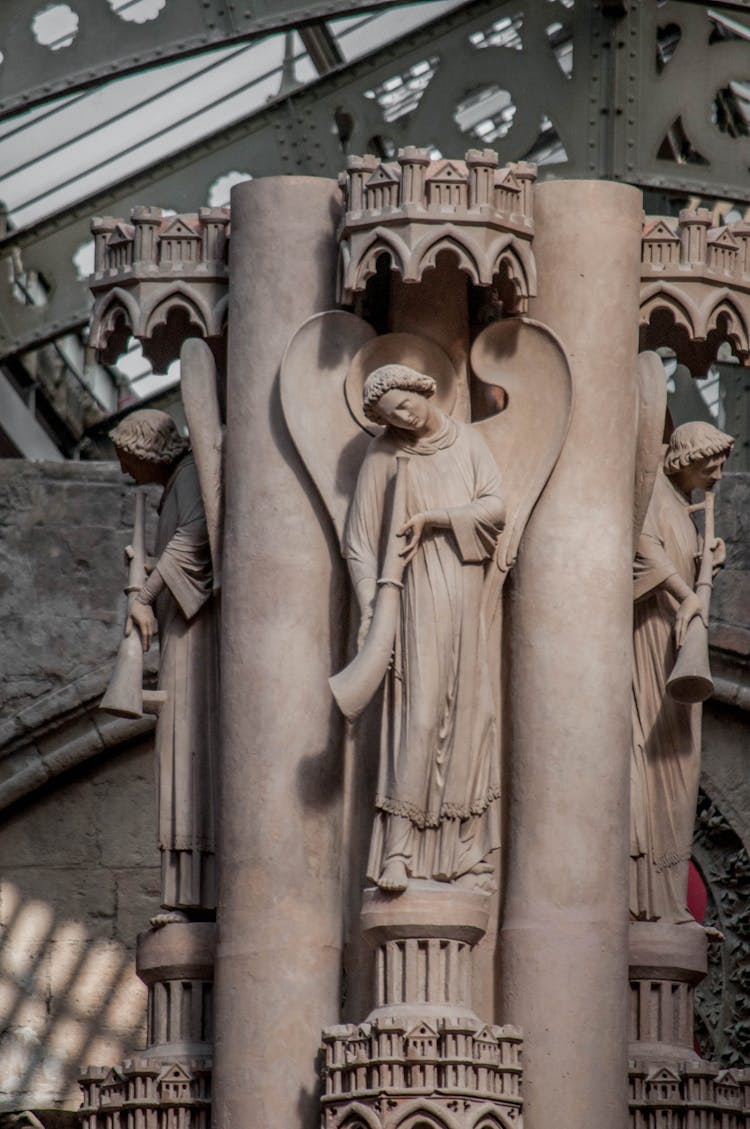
[
  {"xmin": 664, "ymin": 421, "xmax": 734, "ymax": 475},
  {"xmin": 362, "ymin": 363, "xmax": 436, "ymax": 423},
  {"xmin": 109, "ymin": 409, "xmax": 188, "ymax": 465}
]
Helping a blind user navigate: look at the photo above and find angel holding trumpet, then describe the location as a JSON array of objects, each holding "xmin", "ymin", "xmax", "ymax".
[
  {"xmin": 342, "ymin": 363, "xmax": 506, "ymax": 893},
  {"xmin": 630, "ymin": 420, "xmax": 734, "ymax": 925},
  {"xmin": 281, "ymin": 314, "xmax": 571, "ymax": 898}
]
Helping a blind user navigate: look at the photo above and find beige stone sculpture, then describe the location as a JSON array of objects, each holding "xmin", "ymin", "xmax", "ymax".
[
  {"xmin": 108, "ymin": 408, "xmax": 219, "ymax": 916},
  {"xmin": 282, "ymin": 313, "xmax": 572, "ymax": 898},
  {"xmin": 630, "ymin": 421, "xmax": 734, "ymax": 925},
  {"xmin": 342, "ymin": 363, "xmax": 506, "ymax": 893}
]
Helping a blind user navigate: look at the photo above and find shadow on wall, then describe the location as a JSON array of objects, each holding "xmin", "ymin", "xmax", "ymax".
[{"xmin": 0, "ymin": 880, "xmax": 146, "ymax": 1112}]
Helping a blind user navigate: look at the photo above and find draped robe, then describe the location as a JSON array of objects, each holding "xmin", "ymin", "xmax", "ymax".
[
  {"xmin": 343, "ymin": 415, "xmax": 504, "ymax": 884},
  {"xmin": 630, "ymin": 467, "xmax": 701, "ymax": 923},
  {"xmin": 153, "ymin": 454, "xmax": 219, "ymax": 911}
]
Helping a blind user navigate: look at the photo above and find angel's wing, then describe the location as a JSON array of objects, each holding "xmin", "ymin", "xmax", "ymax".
[
  {"xmin": 633, "ymin": 350, "xmax": 667, "ymax": 550},
  {"xmin": 280, "ymin": 311, "xmax": 376, "ymax": 546},
  {"xmin": 471, "ymin": 316, "xmax": 573, "ymax": 575},
  {"xmin": 181, "ymin": 337, "xmax": 224, "ymax": 591}
]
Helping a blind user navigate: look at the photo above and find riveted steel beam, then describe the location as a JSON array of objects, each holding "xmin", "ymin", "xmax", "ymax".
[
  {"xmin": 0, "ymin": 0, "xmax": 424, "ymax": 120},
  {"xmin": 7, "ymin": 0, "xmax": 750, "ymax": 371},
  {"xmin": 601, "ymin": 0, "xmax": 750, "ymax": 201},
  {"xmin": 3, "ymin": 0, "xmax": 567, "ymax": 360}
]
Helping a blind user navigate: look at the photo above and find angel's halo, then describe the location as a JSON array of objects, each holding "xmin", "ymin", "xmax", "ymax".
[{"xmin": 345, "ymin": 332, "xmax": 458, "ymax": 436}]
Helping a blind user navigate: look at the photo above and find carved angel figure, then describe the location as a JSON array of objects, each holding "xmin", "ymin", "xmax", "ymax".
[
  {"xmin": 281, "ymin": 311, "xmax": 572, "ymax": 897},
  {"xmin": 343, "ymin": 364, "xmax": 505, "ymax": 892},
  {"xmin": 630, "ymin": 420, "xmax": 734, "ymax": 924},
  {"xmin": 110, "ymin": 409, "xmax": 219, "ymax": 917}
]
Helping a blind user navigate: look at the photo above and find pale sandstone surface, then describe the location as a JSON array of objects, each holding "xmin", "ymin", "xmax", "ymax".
[
  {"xmin": 500, "ymin": 179, "xmax": 643, "ymax": 1129},
  {"xmin": 214, "ymin": 176, "xmax": 347, "ymax": 1129}
]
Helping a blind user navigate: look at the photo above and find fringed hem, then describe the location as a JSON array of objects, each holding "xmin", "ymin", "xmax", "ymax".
[
  {"xmin": 654, "ymin": 847, "xmax": 692, "ymax": 872},
  {"xmin": 375, "ymin": 786, "xmax": 502, "ymax": 829}
]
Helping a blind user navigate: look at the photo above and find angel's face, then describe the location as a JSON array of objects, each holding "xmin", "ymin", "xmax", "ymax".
[
  {"xmin": 375, "ymin": 388, "xmax": 431, "ymax": 432},
  {"xmin": 115, "ymin": 448, "xmax": 168, "ymax": 486},
  {"xmin": 673, "ymin": 454, "xmax": 727, "ymax": 495}
]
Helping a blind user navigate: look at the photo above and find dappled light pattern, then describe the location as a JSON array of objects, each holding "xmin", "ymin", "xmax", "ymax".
[{"xmin": 0, "ymin": 881, "xmax": 146, "ymax": 1109}]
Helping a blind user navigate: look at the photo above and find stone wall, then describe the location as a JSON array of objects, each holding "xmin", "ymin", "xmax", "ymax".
[
  {"xmin": 0, "ymin": 460, "xmax": 156, "ymax": 719},
  {"xmin": 711, "ymin": 471, "xmax": 750, "ymax": 661},
  {"xmin": 0, "ymin": 461, "xmax": 161, "ymax": 1115},
  {"xmin": 0, "ymin": 736, "xmax": 159, "ymax": 1113}
]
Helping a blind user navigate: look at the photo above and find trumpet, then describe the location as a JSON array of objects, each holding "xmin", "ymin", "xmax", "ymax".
[
  {"xmin": 101, "ymin": 491, "xmax": 165, "ymax": 719},
  {"xmin": 666, "ymin": 490, "xmax": 715, "ymax": 705},
  {"xmin": 330, "ymin": 455, "xmax": 410, "ymax": 721}
]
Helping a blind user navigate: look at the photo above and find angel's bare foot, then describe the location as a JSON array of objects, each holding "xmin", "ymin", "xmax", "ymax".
[
  {"xmin": 150, "ymin": 910, "xmax": 189, "ymax": 929},
  {"xmin": 704, "ymin": 924, "xmax": 725, "ymax": 943},
  {"xmin": 469, "ymin": 861, "xmax": 494, "ymax": 875},
  {"xmin": 377, "ymin": 859, "xmax": 408, "ymax": 893}
]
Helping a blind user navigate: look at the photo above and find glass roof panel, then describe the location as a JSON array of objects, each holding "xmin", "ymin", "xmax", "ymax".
[{"xmin": 0, "ymin": 1, "xmax": 466, "ymax": 233}]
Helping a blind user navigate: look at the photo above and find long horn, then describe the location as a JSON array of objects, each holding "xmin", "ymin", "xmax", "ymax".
[
  {"xmin": 665, "ymin": 617, "xmax": 713, "ymax": 704},
  {"xmin": 330, "ymin": 455, "xmax": 410, "ymax": 720},
  {"xmin": 101, "ymin": 491, "xmax": 147, "ymax": 719},
  {"xmin": 100, "ymin": 631, "xmax": 145, "ymax": 719},
  {"xmin": 666, "ymin": 490, "xmax": 715, "ymax": 704}
]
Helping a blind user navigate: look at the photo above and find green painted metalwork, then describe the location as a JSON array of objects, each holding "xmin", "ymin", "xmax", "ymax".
[{"xmin": 0, "ymin": 0, "xmax": 424, "ymax": 120}]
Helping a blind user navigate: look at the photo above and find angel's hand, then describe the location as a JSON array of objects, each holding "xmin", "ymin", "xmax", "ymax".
[
  {"xmin": 674, "ymin": 591, "xmax": 706, "ymax": 649},
  {"xmin": 711, "ymin": 537, "xmax": 726, "ymax": 573},
  {"xmin": 397, "ymin": 513, "xmax": 428, "ymax": 565},
  {"xmin": 126, "ymin": 600, "xmax": 157, "ymax": 653}
]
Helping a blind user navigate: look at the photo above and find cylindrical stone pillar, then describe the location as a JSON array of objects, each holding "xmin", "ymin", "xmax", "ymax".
[
  {"xmin": 500, "ymin": 180, "xmax": 642, "ymax": 1129},
  {"xmin": 214, "ymin": 177, "xmax": 346, "ymax": 1129}
]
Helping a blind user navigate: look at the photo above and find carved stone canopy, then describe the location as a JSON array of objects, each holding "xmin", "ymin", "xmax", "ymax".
[
  {"xmin": 88, "ymin": 207, "xmax": 229, "ymax": 372},
  {"xmin": 640, "ymin": 209, "xmax": 750, "ymax": 375},
  {"xmin": 337, "ymin": 147, "xmax": 537, "ymax": 307}
]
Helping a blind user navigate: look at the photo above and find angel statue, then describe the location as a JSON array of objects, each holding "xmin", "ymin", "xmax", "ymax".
[
  {"xmin": 342, "ymin": 363, "xmax": 506, "ymax": 892},
  {"xmin": 630, "ymin": 420, "xmax": 734, "ymax": 925},
  {"xmin": 102, "ymin": 340, "xmax": 223, "ymax": 921},
  {"xmin": 109, "ymin": 408, "xmax": 219, "ymax": 920},
  {"xmin": 281, "ymin": 312, "xmax": 572, "ymax": 896}
]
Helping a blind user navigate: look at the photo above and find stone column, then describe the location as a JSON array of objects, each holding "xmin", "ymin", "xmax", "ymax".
[
  {"xmin": 500, "ymin": 180, "xmax": 643, "ymax": 1129},
  {"xmin": 214, "ymin": 177, "xmax": 346, "ymax": 1129}
]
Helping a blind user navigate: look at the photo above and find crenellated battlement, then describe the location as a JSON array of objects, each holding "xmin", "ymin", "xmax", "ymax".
[
  {"xmin": 629, "ymin": 1061, "xmax": 750, "ymax": 1126},
  {"xmin": 321, "ymin": 1017, "xmax": 522, "ymax": 1128},
  {"xmin": 91, "ymin": 208, "xmax": 229, "ymax": 279},
  {"xmin": 87, "ymin": 208, "xmax": 229, "ymax": 372},
  {"xmin": 337, "ymin": 148, "xmax": 537, "ymax": 304},
  {"xmin": 79, "ymin": 1058, "xmax": 212, "ymax": 1129}
]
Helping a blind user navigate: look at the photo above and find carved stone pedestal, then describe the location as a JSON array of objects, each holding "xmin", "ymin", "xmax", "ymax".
[
  {"xmin": 626, "ymin": 922, "xmax": 750, "ymax": 1126},
  {"xmin": 137, "ymin": 922, "xmax": 215, "ymax": 1061},
  {"xmin": 320, "ymin": 884, "xmax": 523, "ymax": 1129},
  {"xmin": 79, "ymin": 923, "xmax": 214, "ymax": 1129},
  {"xmin": 628, "ymin": 921, "xmax": 707, "ymax": 1065}
]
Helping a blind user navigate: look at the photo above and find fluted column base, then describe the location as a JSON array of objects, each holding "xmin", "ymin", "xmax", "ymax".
[{"xmin": 629, "ymin": 921, "xmax": 707, "ymax": 1065}]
